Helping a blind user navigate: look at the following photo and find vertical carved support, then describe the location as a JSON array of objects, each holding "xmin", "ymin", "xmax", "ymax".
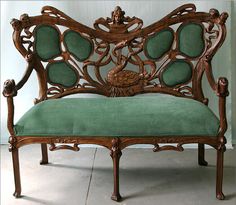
[
  {"xmin": 198, "ymin": 144, "xmax": 208, "ymax": 166},
  {"xmin": 110, "ymin": 138, "xmax": 122, "ymax": 201},
  {"xmin": 12, "ymin": 148, "xmax": 21, "ymax": 197},
  {"xmin": 40, "ymin": 144, "xmax": 48, "ymax": 165},
  {"xmin": 6, "ymin": 97, "xmax": 15, "ymax": 135},
  {"xmin": 9, "ymin": 136, "xmax": 21, "ymax": 197},
  {"xmin": 216, "ymin": 145, "xmax": 226, "ymax": 200},
  {"xmin": 34, "ymin": 59, "xmax": 48, "ymax": 102},
  {"xmin": 217, "ymin": 78, "xmax": 228, "ymax": 137},
  {"xmin": 215, "ymin": 78, "xmax": 228, "ymax": 200}
]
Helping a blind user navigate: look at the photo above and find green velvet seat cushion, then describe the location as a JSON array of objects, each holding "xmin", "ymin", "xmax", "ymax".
[{"xmin": 14, "ymin": 95, "xmax": 219, "ymax": 137}]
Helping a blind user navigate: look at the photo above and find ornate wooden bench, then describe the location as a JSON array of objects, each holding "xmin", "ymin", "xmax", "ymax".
[{"xmin": 3, "ymin": 4, "xmax": 229, "ymax": 202}]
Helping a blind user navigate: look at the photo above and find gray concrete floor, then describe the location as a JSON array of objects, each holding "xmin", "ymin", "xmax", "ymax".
[{"xmin": 1, "ymin": 145, "xmax": 236, "ymax": 205}]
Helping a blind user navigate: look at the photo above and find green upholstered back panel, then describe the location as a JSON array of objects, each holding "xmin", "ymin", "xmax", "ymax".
[
  {"xmin": 161, "ymin": 60, "xmax": 192, "ymax": 87},
  {"xmin": 144, "ymin": 29, "xmax": 174, "ymax": 60},
  {"xmin": 47, "ymin": 61, "xmax": 78, "ymax": 88},
  {"xmin": 143, "ymin": 22, "xmax": 205, "ymax": 88},
  {"xmin": 64, "ymin": 30, "xmax": 93, "ymax": 62},
  {"xmin": 32, "ymin": 22, "xmax": 207, "ymax": 94},
  {"xmin": 34, "ymin": 26, "xmax": 94, "ymax": 89},
  {"xmin": 14, "ymin": 96, "xmax": 220, "ymax": 137},
  {"xmin": 34, "ymin": 25, "xmax": 61, "ymax": 61},
  {"xmin": 178, "ymin": 23, "xmax": 205, "ymax": 58}
]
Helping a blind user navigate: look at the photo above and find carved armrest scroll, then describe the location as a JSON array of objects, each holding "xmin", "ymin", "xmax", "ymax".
[
  {"xmin": 217, "ymin": 77, "xmax": 229, "ymax": 97},
  {"xmin": 2, "ymin": 79, "xmax": 17, "ymax": 97}
]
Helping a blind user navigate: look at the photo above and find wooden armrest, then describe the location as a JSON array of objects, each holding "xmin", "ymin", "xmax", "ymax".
[{"xmin": 2, "ymin": 54, "xmax": 35, "ymax": 99}]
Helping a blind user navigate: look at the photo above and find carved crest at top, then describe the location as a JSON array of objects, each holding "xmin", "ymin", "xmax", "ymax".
[
  {"xmin": 112, "ymin": 6, "xmax": 125, "ymax": 25},
  {"xmin": 94, "ymin": 6, "xmax": 143, "ymax": 33}
]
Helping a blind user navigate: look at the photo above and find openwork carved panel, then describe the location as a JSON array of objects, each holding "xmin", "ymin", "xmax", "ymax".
[{"xmin": 10, "ymin": 4, "xmax": 228, "ymax": 102}]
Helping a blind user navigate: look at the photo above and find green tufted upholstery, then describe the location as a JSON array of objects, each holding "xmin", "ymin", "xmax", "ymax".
[
  {"xmin": 178, "ymin": 23, "xmax": 205, "ymax": 58},
  {"xmin": 34, "ymin": 25, "xmax": 61, "ymax": 61},
  {"xmin": 144, "ymin": 28, "xmax": 174, "ymax": 60},
  {"xmin": 14, "ymin": 95, "xmax": 219, "ymax": 137},
  {"xmin": 47, "ymin": 61, "xmax": 78, "ymax": 88},
  {"xmin": 161, "ymin": 60, "xmax": 192, "ymax": 87},
  {"xmin": 64, "ymin": 30, "xmax": 93, "ymax": 61}
]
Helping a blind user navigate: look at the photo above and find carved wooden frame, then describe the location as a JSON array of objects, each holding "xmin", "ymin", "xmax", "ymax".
[{"xmin": 3, "ymin": 4, "xmax": 229, "ymax": 202}]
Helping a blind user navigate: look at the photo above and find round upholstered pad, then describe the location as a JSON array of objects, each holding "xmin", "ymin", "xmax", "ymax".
[
  {"xmin": 161, "ymin": 60, "xmax": 192, "ymax": 87},
  {"xmin": 34, "ymin": 25, "xmax": 61, "ymax": 61},
  {"xmin": 144, "ymin": 28, "xmax": 174, "ymax": 60},
  {"xmin": 47, "ymin": 61, "xmax": 78, "ymax": 88},
  {"xmin": 178, "ymin": 23, "xmax": 205, "ymax": 58},
  {"xmin": 63, "ymin": 30, "xmax": 93, "ymax": 62}
]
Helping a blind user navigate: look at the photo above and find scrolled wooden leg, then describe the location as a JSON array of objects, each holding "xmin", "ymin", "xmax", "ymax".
[
  {"xmin": 216, "ymin": 146, "xmax": 225, "ymax": 200},
  {"xmin": 40, "ymin": 143, "xmax": 48, "ymax": 165},
  {"xmin": 198, "ymin": 143, "xmax": 208, "ymax": 166},
  {"xmin": 110, "ymin": 138, "xmax": 122, "ymax": 202},
  {"xmin": 12, "ymin": 148, "xmax": 21, "ymax": 198}
]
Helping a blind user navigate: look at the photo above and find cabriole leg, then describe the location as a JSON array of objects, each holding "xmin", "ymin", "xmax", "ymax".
[
  {"xmin": 40, "ymin": 143, "xmax": 48, "ymax": 165},
  {"xmin": 198, "ymin": 143, "xmax": 208, "ymax": 166},
  {"xmin": 12, "ymin": 148, "xmax": 21, "ymax": 198},
  {"xmin": 110, "ymin": 138, "xmax": 122, "ymax": 202},
  {"xmin": 216, "ymin": 146, "xmax": 225, "ymax": 200}
]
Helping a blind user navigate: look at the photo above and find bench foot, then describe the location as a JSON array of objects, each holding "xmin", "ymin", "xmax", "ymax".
[
  {"xmin": 216, "ymin": 192, "xmax": 225, "ymax": 200},
  {"xmin": 216, "ymin": 146, "xmax": 225, "ymax": 200},
  {"xmin": 13, "ymin": 191, "xmax": 21, "ymax": 198},
  {"xmin": 110, "ymin": 138, "xmax": 122, "ymax": 202},
  {"xmin": 12, "ymin": 148, "xmax": 21, "ymax": 198},
  {"xmin": 198, "ymin": 144, "xmax": 208, "ymax": 166},
  {"xmin": 111, "ymin": 193, "xmax": 122, "ymax": 202},
  {"xmin": 40, "ymin": 144, "xmax": 48, "ymax": 165},
  {"xmin": 199, "ymin": 160, "xmax": 208, "ymax": 166}
]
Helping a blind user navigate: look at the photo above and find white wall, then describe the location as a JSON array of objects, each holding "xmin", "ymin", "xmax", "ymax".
[{"xmin": 0, "ymin": 1, "xmax": 233, "ymax": 145}]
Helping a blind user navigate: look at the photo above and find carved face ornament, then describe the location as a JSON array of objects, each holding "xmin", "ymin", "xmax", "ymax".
[{"xmin": 112, "ymin": 6, "xmax": 125, "ymax": 24}]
